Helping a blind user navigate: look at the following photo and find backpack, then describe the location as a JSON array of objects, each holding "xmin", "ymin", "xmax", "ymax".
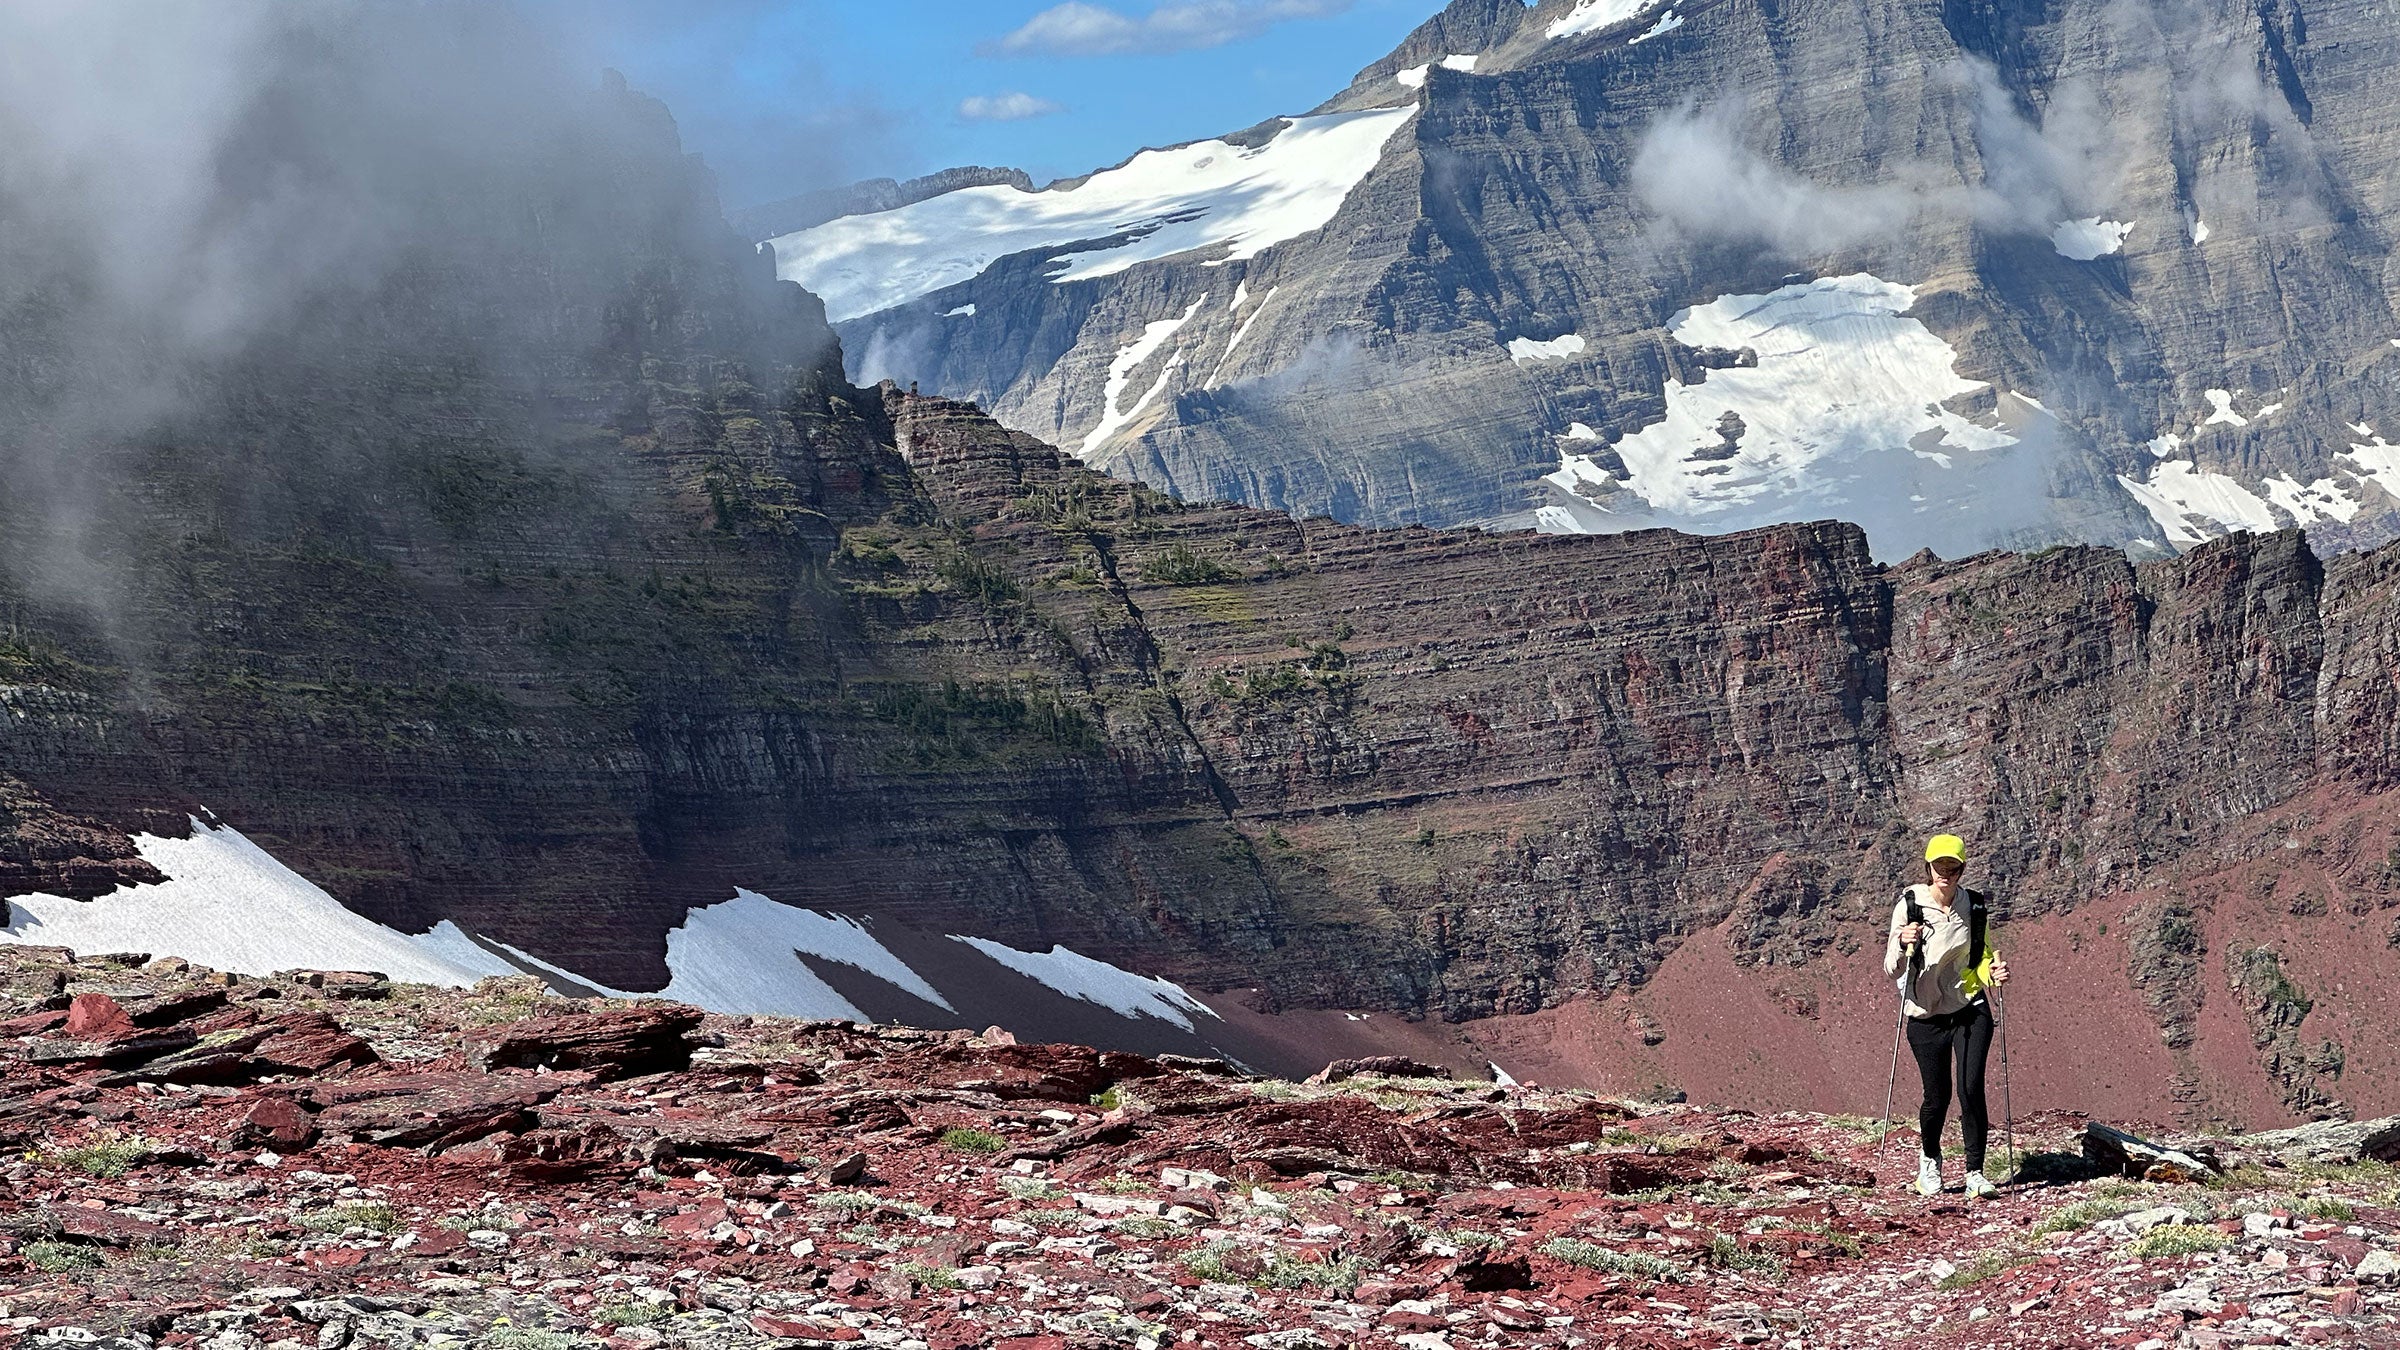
[{"xmin": 1901, "ymin": 886, "xmax": 1988, "ymax": 980}]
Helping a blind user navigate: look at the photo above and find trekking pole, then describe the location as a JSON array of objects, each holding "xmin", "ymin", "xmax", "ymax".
[
  {"xmin": 1881, "ymin": 987, "xmax": 1907, "ymax": 1179},
  {"xmin": 1996, "ymin": 982, "xmax": 2017, "ymax": 1183},
  {"xmin": 1880, "ymin": 936, "xmax": 1914, "ymax": 1183}
]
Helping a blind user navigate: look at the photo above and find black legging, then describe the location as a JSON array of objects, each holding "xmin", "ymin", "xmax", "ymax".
[{"xmin": 1907, "ymin": 1001, "xmax": 1993, "ymax": 1171}]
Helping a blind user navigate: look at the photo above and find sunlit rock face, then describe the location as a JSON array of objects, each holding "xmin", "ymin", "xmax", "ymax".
[{"xmin": 775, "ymin": 0, "xmax": 2400, "ymax": 560}]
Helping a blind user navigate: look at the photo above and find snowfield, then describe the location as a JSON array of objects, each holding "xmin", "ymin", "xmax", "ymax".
[
  {"xmin": 1548, "ymin": 0, "xmax": 1666, "ymax": 40},
  {"xmin": 951, "ymin": 936, "xmax": 1221, "ymax": 1030},
  {"xmin": 2, "ymin": 817, "xmax": 1222, "ymax": 1029},
  {"xmin": 771, "ymin": 106, "xmax": 1419, "ymax": 323},
  {"xmin": 1, "ymin": 818, "xmax": 517, "ymax": 986},
  {"xmin": 1508, "ymin": 333, "xmax": 1587, "ymax": 363},
  {"xmin": 1543, "ymin": 274, "xmax": 2018, "ymax": 520}
]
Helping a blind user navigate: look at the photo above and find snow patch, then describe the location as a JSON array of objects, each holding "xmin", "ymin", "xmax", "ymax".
[
  {"xmin": 2116, "ymin": 461, "xmax": 2281, "ymax": 547},
  {"xmin": 772, "ymin": 107, "xmax": 1418, "ymax": 322},
  {"xmin": 949, "ymin": 936, "xmax": 1219, "ymax": 1030},
  {"xmin": 1211, "ymin": 284, "xmax": 1279, "ymax": 382},
  {"xmin": 1548, "ymin": 0, "xmax": 1663, "ymax": 40},
  {"xmin": 1395, "ymin": 63, "xmax": 1430, "ymax": 88},
  {"xmin": 2202, "ymin": 389, "xmax": 2246, "ymax": 427},
  {"xmin": 2051, "ymin": 218, "xmax": 2134, "ymax": 260},
  {"xmin": 1631, "ymin": 10, "xmax": 1684, "ymax": 42},
  {"xmin": 2147, "ymin": 433, "xmax": 2183, "ymax": 458},
  {"xmin": 1563, "ymin": 422, "xmax": 1600, "ymax": 441},
  {"xmin": 2260, "ymin": 475, "xmax": 2361, "ymax": 525},
  {"xmin": 2189, "ymin": 216, "xmax": 2210, "ymax": 244},
  {"xmin": 491, "ymin": 891, "xmax": 953, "ymax": 1021},
  {"xmin": 1084, "ymin": 296, "xmax": 1206, "ymax": 458},
  {"xmin": 2341, "ymin": 430, "xmax": 2400, "ymax": 502},
  {"xmin": 1508, "ymin": 333, "xmax": 1587, "ymax": 363},
  {"xmin": 1544, "ymin": 274, "xmax": 2016, "ymax": 519},
  {"xmin": 944, "ymin": 303, "xmax": 976, "ymax": 318},
  {"xmin": 1489, "ymin": 1061, "xmax": 1519, "ymax": 1087},
  {"xmin": 0, "ymin": 818, "xmax": 518, "ymax": 987},
  {"xmin": 1440, "ymin": 54, "xmax": 1479, "ymax": 73}
]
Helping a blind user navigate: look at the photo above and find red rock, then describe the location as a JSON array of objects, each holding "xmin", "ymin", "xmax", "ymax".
[
  {"xmin": 409, "ymin": 1228, "xmax": 469, "ymax": 1257},
  {"xmin": 52, "ymin": 1206, "xmax": 165, "ymax": 1246},
  {"xmin": 0, "ymin": 1009, "xmax": 67, "ymax": 1036},
  {"xmin": 464, "ymin": 1005, "xmax": 703, "ymax": 1081},
  {"xmin": 64, "ymin": 992, "xmax": 137, "ymax": 1039},
  {"xmin": 304, "ymin": 1246, "xmax": 365, "ymax": 1268},
  {"xmin": 122, "ymin": 988, "xmax": 229, "ymax": 1027},
  {"xmin": 306, "ymin": 1071, "xmax": 570, "ymax": 1148},
  {"xmin": 232, "ymin": 1096, "xmax": 320, "ymax": 1149},
  {"xmin": 251, "ymin": 1010, "xmax": 377, "ymax": 1074}
]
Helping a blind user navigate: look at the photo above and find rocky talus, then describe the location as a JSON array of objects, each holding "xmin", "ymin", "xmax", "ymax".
[{"xmin": 3, "ymin": 946, "xmax": 2399, "ymax": 1349}]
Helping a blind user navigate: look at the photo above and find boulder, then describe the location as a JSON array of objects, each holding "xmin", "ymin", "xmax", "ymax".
[
  {"xmin": 1307, "ymin": 1056, "xmax": 1453, "ymax": 1085},
  {"xmin": 2082, "ymin": 1121, "xmax": 2220, "ymax": 1182},
  {"xmin": 305, "ymin": 1071, "xmax": 572, "ymax": 1149},
  {"xmin": 2229, "ymin": 1115, "xmax": 2400, "ymax": 1166},
  {"xmin": 463, "ymin": 1004, "xmax": 702, "ymax": 1080},
  {"xmin": 63, "ymin": 992, "xmax": 138, "ymax": 1039},
  {"xmin": 230, "ymin": 1096, "xmax": 319, "ymax": 1150}
]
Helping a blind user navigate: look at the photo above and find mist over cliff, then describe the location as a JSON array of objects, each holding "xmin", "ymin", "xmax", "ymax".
[{"xmin": 0, "ymin": 1, "xmax": 833, "ymax": 649}]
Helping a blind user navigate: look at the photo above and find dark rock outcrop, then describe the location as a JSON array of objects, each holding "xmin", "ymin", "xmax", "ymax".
[{"xmin": 463, "ymin": 1005, "xmax": 703, "ymax": 1081}]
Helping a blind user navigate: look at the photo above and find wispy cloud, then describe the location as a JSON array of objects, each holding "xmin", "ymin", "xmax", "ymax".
[
  {"xmin": 985, "ymin": 0, "xmax": 1351, "ymax": 58},
  {"xmin": 1631, "ymin": 99, "xmax": 1923, "ymax": 256},
  {"xmin": 957, "ymin": 91, "xmax": 1064, "ymax": 122}
]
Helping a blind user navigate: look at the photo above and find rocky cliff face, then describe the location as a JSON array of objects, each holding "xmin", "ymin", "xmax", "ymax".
[
  {"xmin": 5, "ymin": 23, "xmax": 2398, "ymax": 1127},
  {"xmin": 775, "ymin": 0, "xmax": 2400, "ymax": 560}
]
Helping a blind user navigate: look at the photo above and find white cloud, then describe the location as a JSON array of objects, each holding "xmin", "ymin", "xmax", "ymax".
[
  {"xmin": 987, "ymin": 0, "xmax": 1351, "ymax": 57},
  {"xmin": 957, "ymin": 91, "xmax": 1064, "ymax": 122},
  {"xmin": 1631, "ymin": 99, "xmax": 1921, "ymax": 256}
]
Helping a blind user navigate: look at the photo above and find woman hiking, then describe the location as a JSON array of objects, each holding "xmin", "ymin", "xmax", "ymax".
[{"xmin": 1885, "ymin": 833, "xmax": 2010, "ymax": 1198}]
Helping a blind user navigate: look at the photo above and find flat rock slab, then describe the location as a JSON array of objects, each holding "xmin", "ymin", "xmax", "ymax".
[
  {"xmin": 464, "ymin": 1005, "xmax": 702, "ymax": 1080},
  {"xmin": 306, "ymin": 1071, "xmax": 575, "ymax": 1149}
]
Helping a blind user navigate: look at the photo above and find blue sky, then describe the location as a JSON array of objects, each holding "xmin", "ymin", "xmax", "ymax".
[{"xmin": 567, "ymin": 0, "xmax": 1444, "ymax": 209}]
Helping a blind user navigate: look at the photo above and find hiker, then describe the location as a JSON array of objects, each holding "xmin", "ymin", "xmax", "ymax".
[{"xmin": 1885, "ymin": 833, "xmax": 2010, "ymax": 1198}]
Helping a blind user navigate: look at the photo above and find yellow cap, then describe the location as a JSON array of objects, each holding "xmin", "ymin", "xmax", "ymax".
[{"xmin": 1924, "ymin": 834, "xmax": 1966, "ymax": 864}]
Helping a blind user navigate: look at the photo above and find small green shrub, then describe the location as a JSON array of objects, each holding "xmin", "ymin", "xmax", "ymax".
[
  {"xmin": 590, "ymin": 1299, "xmax": 672, "ymax": 1328},
  {"xmin": 1538, "ymin": 1237, "xmax": 1679, "ymax": 1282},
  {"xmin": 1261, "ymin": 1250, "xmax": 1365, "ymax": 1295},
  {"xmin": 55, "ymin": 1136, "xmax": 150, "ymax": 1178},
  {"xmin": 298, "ymin": 1201, "xmax": 403, "ymax": 1234},
  {"xmin": 1001, "ymin": 1176, "xmax": 1063, "ymax": 1201},
  {"xmin": 24, "ymin": 1240, "xmax": 102, "ymax": 1273},
  {"xmin": 2294, "ymin": 1194, "xmax": 2356, "ymax": 1222},
  {"xmin": 1141, "ymin": 544, "xmax": 1237, "ymax": 586},
  {"xmin": 2030, "ymin": 1198, "xmax": 2136, "ymax": 1236},
  {"xmin": 939, "ymin": 1127, "xmax": 1007, "ymax": 1154},
  {"xmin": 900, "ymin": 1261, "xmax": 960, "ymax": 1290},
  {"xmin": 1182, "ymin": 1240, "xmax": 1241, "ymax": 1282},
  {"xmin": 1937, "ymin": 1246, "xmax": 2034, "ymax": 1289},
  {"xmin": 2126, "ymin": 1225, "xmax": 2232, "ymax": 1259},
  {"xmin": 1706, "ymin": 1233, "xmax": 1785, "ymax": 1279},
  {"xmin": 1092, "ymin": 1173, "xmax": 1150, "ymax": 1195}
]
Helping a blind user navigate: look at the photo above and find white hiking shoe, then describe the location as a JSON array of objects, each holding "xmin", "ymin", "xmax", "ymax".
[
  {"xmin": 1915, "ymin": 1155, "xmax": 1942, "ymax": 1197},
  {"xmin": 1964, "ymin": 1170, "xmax": 1998, "ymax": 1200}
]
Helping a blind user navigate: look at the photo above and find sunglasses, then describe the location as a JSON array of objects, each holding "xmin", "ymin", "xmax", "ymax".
[{"xmin": 1931, "ymin": 860, "xmax": 1965, "ymax": 876}]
